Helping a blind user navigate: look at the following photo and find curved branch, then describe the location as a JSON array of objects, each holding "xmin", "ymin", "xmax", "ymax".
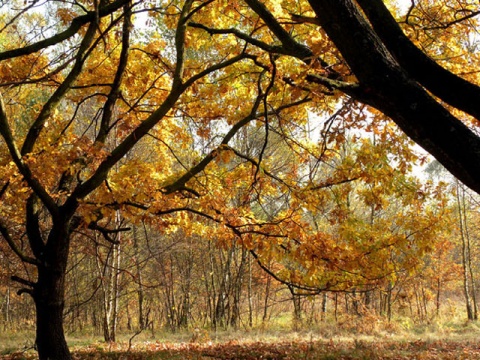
[
  {"xmin": 95, "ymin": 1, "xmax": 133, "ymax": 143},
  {"xmin": 63, "ymin": 2, "xmax": 195, "ymax": 213},
  {"xmin": 0, "ymin": 221, "xmax": 39, "ymax": 265},
  {"xmin": 244, "ymin": 0, "xmax": 312, "ymax": 60},
  {"xmin": 88, "ymin": 222, "xmax": 130, "ymax": 244},
  {"xmin": 0, "ymin": 94, "xmax": 58, "ymax": 217},
  {"xmin": 0, "ymin": 0, "xmax": 131, "ymax": 61},
  {"xmin": 225, "ymin": 145, "xmax": 291, "ymax": 188},
  {"xmin": 422, "ymin": 9, "xmax": 480, "ymax": 30},
  {"xmin": 249, "ymin": 250, "xmax": 325, "ymax": 294},
  {"xmin": 254, "ymin": 55, "xmax": 276, "ymax": 182},
  {"xmin": 355, "ymin": 0, "xmax": 480, "ymax": 120},
  {"xmin": 21, "ymin": 19, "xmax": 98, "ymax": 156},
  {"xmin": 164, "ymin": 95, "xmax": 312, "ymax": 194},
  {"xmin": 164, "ymin": 85, "xmax": 263, "ymax": 194},
  {"xmin": 188, "ymin": 22, "xmax": 290, "ymax": 56}
]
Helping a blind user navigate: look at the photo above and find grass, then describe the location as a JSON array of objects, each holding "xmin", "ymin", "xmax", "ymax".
[{"xmin": 2, "ymin": 317, "xmax": 480, "ymax": 359}]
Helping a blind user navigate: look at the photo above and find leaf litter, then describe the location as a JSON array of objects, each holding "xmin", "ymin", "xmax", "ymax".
[{"xmin": 3, "ymin": 337, "xmax": 480, "ymax": 359}]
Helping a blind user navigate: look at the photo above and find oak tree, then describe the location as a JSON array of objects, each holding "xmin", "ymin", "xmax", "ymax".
[{"xmin": 0, "ymin": 0, "xmax": 479, "ymax": 359}]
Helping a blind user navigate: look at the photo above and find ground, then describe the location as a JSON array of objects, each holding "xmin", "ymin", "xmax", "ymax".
[{"xmin": 2, "ymin": 326, "xmax": 480, "ymax": 360}]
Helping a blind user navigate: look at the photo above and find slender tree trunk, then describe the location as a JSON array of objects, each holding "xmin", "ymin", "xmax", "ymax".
[
  {"xmin": 289, "ymin": 286, "xmax": 302, "ymax": 328},
  {"xmin": 262, "ymin": 268, "xmax": 272, "ymax": 324},
  {"xmin": 334, "ymin": 293, "xmax": 338, "ymax": 322},
  {"xmin": 364, "ymin": 291, "xmax": 371, "ymax": 310},
  {"xmin": 436, "ymin": 278, "xmax": 441, "ymax": 317},
  {"xmin": 321, "ymin": 292, "xmax": 327, "ymax": 321},
  {"xmin": 231, "ymin": 247, "xmax": 248, "ymax": 328},
  {"xmin": 215, "ymin": 247, "xmax": 234, "ymax": 328},
  {"xmin": 133, "ymin": 226, "xmax": 146, "ymax": 329},
  {"xmin": 97, "ymin": 238, "xmax": 122, "ymax": 342},
  {"xmin": 386, "ymin": 284, "xmax": 392, "ymax": 322},
  {"xmin": 207, "ymin": 241, "xmax": 217, "ymax": 329},
  {"xmin": 247, "ymin": 254, "xmax": 253, "ymax": 327},
  {"xmin": 110, "ymin": 242, "xmax": 121, "ymax": 339},
  {"xmin": 456, "ymin": 182, "xmax": 475, "ymax": 320},
  {"xmin": 414, "ymin": 286, "xmax": 425, "ymax": 321},
  {"xmin": 462, "ymin": 188, "xmax": 478, "ymax": 320},
  {"xmin": 3, "ymin": 287, "xmax": 10, "ymax": 330},
  {"xmin": 421, "ymin": 286, "xmax": 428, "ymax": 320}
]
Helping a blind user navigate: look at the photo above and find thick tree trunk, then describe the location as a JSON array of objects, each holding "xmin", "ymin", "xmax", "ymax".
[
  {"xmin": 25, "ymin": 209, "xmax": 74, "ymax": 359},
  {"xmin": 34, "ymin": 266, "xmax": 71, "ymax": 360}
]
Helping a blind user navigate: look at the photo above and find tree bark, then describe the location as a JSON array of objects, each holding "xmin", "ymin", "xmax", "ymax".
[
  {"xmin": 354, "ymin": 0, "xmax": 480, "ymax": 120},
  {"xmin": 34, "ymin": 289, "xmax": 71, "ymax": 360},
  {"xmin": 33, "ymin": 231, "xmax": 72, "ymax": 360}
]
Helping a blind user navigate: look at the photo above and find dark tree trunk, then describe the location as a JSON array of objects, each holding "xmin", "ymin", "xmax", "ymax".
[
  {"xmin": 28, "ymin": 214, "xmax": 73, "ymax": 360},
  {"xmin": 34, "ymin": 265, "xmax": 71, "ymax": 360}
]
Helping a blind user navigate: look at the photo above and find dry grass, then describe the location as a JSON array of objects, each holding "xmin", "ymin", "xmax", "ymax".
[{"xmin": 2, "ymin": 315, "xmax": 480, "ymax": 359}]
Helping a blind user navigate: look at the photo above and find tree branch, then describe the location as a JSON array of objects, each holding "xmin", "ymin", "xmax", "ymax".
[
  {"xmin": 11, "ymin": 275, "xmax": 36, "ymax": 288},
  {"xmin": 0, "ymin": 0, "xmax": 131, "ymax": 61},
  {"xmin": 355, "ymin": 0, "xmax": 480, "ymax": 120},
  {"xmin": 21, "ymin": 16, "xmax": 98, "ymax": 155},
  {"xmin": 306, "ymin": 0, "xmax": 480, "ymax": 195},
  {"xmin": 0, "ymin": 93, "xmax": 59, "ymax": 217},
  {"xmin": 95, "ymin": 1, "xmax": 133, "ymax": 143},
  {"xmin": 188, "ymin": 22, "xmax": 290, "ymax": 56},
  {"xmin": 88, "ymin": 222, "xmax": 130, "ymax": 244},
  {"xmin": 0, "ymin": 220, "xmax": 39, "ymax": 265},
  {"xmin": 244, "ymin": 0, "xmax": 313, "ymax": 60}
]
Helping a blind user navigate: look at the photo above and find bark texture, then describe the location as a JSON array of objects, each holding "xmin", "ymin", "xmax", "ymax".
[{"xmin": 33, "ymin": 225, "xmax": 72, "ymax": 360}]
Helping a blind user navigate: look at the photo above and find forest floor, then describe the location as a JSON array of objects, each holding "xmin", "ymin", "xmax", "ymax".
[
  {"xmin": 2, "ymin": 321, "xmax": 480, "ymax": 359},
  {"xmin": 3, "ymin": 337, "xmax": 480, "ymax": 359}
]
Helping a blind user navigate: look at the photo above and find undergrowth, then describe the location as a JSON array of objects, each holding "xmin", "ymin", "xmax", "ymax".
[{"xmin": 2, "ymin": 315, "xmax": 480, "ymax": 359}]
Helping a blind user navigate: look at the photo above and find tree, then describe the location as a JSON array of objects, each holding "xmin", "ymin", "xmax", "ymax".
[{"xmin": 0, "ymin": 1, "xmax": 478, "ymax": 358}]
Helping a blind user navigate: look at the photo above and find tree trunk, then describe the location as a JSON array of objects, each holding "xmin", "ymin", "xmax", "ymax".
[
  {"xmin": 321, "ymin": 292, "xmax": 327, "ymax": 321},
  {"xmin": 34, "ymin": 266, "xmax": 71, "ymax": 360},
  {"xmin": 3, "ymin": 287, "xmax": 10, "ymax": 330},
  {"xmin": 262, "ymin": 268, "xmax": 272, "ymax": 324},
  {"xmin": 436, "ymin": 278, "xmax": 441, "ymax": 317},
  {"xmin": 289, "ymin": 286, "xmax": 302, "ymax": 328},
  {"xmin": 386, "ymin": 284, "xmax": 393, "ymax": 322},
  {"xmin": 247, "ymin": 254, "xmax": 253, "ymax": 327},
  {"xmin": 462, "ymin": 189, "xmax": 478, "ymax": 320},
  {"xmin": 457, "ymin": 182, "xmax": 476, "ymax": 320}
]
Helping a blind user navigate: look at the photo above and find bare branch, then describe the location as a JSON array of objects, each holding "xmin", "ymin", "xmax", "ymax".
[
  {"xmin": 88, "ymin": 222, "xmax": 131, "ymax": 244},
  {"xmin": 11, "ymin": 275, "xmax": 35, "ymax": 288},
  {"xmin": 0, "ymin": 221, "xmax": 39, "ymax": 265},
  {"xmin": 96, "ymin": 1, "xmax": 133, "ymax": 143},
  {"xmin": 0, "ymin": 0, "xmax": 131, "ymax": 61}
]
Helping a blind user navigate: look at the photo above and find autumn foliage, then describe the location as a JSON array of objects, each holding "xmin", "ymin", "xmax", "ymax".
[{"xmin": 0, "ymin": 0, "xmax": 479, "ymax": 358}]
